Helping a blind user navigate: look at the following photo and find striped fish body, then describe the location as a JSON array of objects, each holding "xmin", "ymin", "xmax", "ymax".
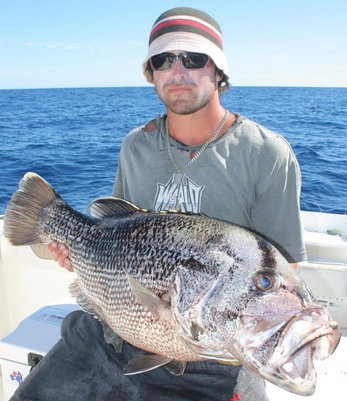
[
  {"xmin": 3, "ymin": 173, "xmax": 259, "ymax": 358},
  {"xmin": 4, "ymin": 173, "xmax": 341, "ymax": 395}
]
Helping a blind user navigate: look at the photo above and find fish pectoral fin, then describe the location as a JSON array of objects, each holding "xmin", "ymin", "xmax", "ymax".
[
  {"xmin": 30, "ymin": 243, "xmax": 52, "ymax": 259},
  {"xmin": 89, "ymin": 197, "xmax": 142, "ymax": 218},
  {"xmin": 164, "ymin": 360, "xmax": 187, "ymax": 376},
  {"xmin": 125, "ymin": 270, "xmax": 171, "ymax": 319},
  {"xmin": 123, "ymin": 354, "xmax": 172, "ymax": 375}
]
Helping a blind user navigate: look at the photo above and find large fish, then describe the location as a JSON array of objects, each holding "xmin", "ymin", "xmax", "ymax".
[{"xmin": 4, "ymin": 172, "xmax": 340, "ymax": 395}]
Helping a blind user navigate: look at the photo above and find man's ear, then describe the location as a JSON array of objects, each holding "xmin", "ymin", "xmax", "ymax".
[
  {"xmin": 214, "ymin": 65, "xmax": 224, "ymax": 87},
  {"xmin": 216, "ymin": 69, "xmax": 223, "ymax": 83}
]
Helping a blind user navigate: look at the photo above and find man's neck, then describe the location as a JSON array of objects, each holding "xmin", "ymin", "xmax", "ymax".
[{"xmin": 166, "ymin": 103, "xmax": 235, "ymax": 146}]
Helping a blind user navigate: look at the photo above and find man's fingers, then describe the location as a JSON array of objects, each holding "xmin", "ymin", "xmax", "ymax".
[{"xmin": 48, "ymin": 242, "xmax": 73, "ymax": 271}]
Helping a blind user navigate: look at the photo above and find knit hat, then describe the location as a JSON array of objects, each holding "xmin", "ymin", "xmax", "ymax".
[{"xmin": 143, "ymin": 7, "xmax": 229, "ymax": 83}]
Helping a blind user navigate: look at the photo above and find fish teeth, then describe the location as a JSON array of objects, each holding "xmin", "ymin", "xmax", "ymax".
[{"xmin": 283, "ymin": 362, "xmax": 294, "ymax": 373}]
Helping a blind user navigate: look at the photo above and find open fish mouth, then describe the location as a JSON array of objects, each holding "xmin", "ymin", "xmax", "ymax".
[{"xmin": 255, "ymin": 307, "xmax": 341, "ymax": 395}]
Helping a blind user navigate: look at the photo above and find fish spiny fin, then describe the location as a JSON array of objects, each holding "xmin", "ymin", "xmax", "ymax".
[
  {"xmin": 89, "ymin": 197, "xmax": 142, "ymax": 218},
  {"xmin": 123, "ymin": 354, "xmax": 172, "ymax": 375},
  {"xmin": 69, "ymin": 280, "xmax": 104, "ymax": 321},
  {"xmin": 4, "ymin": 172, "xmax": 61, "ymax": 246},
  {"xmin": 124, "ymin": 270, "xmax": 171, "ymax": 319}
]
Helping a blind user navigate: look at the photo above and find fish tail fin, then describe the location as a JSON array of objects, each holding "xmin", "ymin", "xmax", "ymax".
[{"xmin": 4, "ymin": 172, "xmax": 61, "ymax": 246}]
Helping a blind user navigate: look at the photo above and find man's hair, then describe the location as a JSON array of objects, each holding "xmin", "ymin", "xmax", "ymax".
[{"xmin": 217, "ymin": 68, "xmax": 231, "ymax": 93}]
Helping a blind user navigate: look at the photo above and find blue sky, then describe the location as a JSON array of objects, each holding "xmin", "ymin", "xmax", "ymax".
[{"xmin": 1, "ymin": 0, "xmax": 346, "ymax": 89}]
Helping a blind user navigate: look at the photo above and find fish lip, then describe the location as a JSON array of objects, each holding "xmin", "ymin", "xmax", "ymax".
[
  {"xmin": 258, "ymin": 332, "xmax": 318, "ymax": 395},
  {"xmin": 267, "ymin": 307, "xmax": 341, "ymax": 366},
  {"xmin": 261, "ymin": 346, "xmax": 317, "ymax": 396},
  {"xmin": 288, "ymin": 319, "xmax": 340, "ymax": 360},
  {"xmin": 256, "ymin": 307, "xmax": 341, "ymax": 395}
]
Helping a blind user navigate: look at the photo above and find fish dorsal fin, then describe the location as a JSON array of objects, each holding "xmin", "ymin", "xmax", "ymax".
[
  {"xmin": 123, "ymin": 354, "xmax": 172, "ymax": 375},
  {"xmin": 89, "ymin": 197, "xmax": 143, "ymax": 218}
]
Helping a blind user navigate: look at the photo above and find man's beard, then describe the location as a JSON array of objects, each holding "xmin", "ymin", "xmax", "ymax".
[{"xmin": 155, "ymin": 81, "xmax": 215, "ymax": 115}]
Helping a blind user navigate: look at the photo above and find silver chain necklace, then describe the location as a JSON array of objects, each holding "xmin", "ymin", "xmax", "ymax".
[{"xmin": 165, "ymin": 109, "xmax": 229, "ymax": 177}]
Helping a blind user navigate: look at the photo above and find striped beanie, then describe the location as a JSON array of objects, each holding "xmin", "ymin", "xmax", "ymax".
[{"xmin": 143, "ymin": 7, "xmax": 229, "ymax": 83}]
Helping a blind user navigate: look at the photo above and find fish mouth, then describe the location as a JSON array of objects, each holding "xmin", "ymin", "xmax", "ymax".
[
  {"xmin": 240, "ymin": 307, "xmax": 341, "ymax": 395},
  {"xmin": 240, "ymin": 306, "xmax": 341, "ymax": 395}
]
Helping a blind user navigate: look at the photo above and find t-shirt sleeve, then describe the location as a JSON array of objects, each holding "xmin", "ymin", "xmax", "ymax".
[
  {"xmin": 112, "ymin": 125, "xmax": 146, "ymax": 200},
  {"xmin": 112, "ymin": 142, "xmax": 127, "ymax": 198},
  {"xmin": 250, "ymin": 138, "xmax": 307, "ymax": 263}
]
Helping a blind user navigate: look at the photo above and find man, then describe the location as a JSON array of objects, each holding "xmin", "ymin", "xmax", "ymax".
[{"xmin": 12, "ymin": 7, "xmax": 306, "ymax": 401}]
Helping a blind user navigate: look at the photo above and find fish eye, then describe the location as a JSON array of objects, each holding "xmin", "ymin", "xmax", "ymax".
[
  {"xmin": 253, "ymin": 269, "xmax": 281, "ymax": 292},
  {"xmin": 259, "ymin": 276, "xmax": 272, "ymax": 289}
]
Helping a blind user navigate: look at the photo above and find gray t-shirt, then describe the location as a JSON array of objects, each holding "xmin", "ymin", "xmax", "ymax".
[{"xmin": 113, "ymin": 113, "xmax": 306, "ymax": 263}]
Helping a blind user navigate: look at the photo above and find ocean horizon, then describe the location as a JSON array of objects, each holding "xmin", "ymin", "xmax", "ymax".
[
  {"xmin": 1, "ymin": 86, "xmax": 346, "ymax": 215},
  {"xmin": 2, "ymin": 84, "xmax": 347, "ymax": 91}
]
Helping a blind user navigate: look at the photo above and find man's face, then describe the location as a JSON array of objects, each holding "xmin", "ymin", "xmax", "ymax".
[{"xmin": 152, "ymin": 51, "xmax": 220, "ymax": 115}]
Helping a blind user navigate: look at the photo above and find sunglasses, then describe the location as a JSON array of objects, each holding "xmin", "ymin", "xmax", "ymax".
[{"xmin": 150, "ymin": 51, "xmax": 210, "ymax": 71}]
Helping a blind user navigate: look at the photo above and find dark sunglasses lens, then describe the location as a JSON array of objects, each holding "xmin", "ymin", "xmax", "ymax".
[
  {"xmin": 150, "ymin": 52, "xmax": 209, "ymax": 71},
  {"xmin": 151, "ymin": 53, "xmax": 175, "ymax": 71},
  {"xmin": 182, "ymin": 53, "xmax": 209, "ymax": 69}
]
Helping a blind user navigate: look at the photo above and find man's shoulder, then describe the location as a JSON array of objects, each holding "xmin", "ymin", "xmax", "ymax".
[
  {"xmin": 240, "ymin": 116, "xmax": 283, "ymax": 141},
  {"xmin": 239, "ymin": 115, "xmax": 295, "ymax": 157},
  {"xmin": 123, "ymin": 115, "xmax": 162, "ymax": 145},
  {"xmin": 143, "ymin": 118, "xmax": 157, "ymax": 133}
]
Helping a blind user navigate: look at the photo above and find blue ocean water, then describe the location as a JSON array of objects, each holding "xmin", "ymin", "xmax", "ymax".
[{"xmin": 0, "ymin": 86, "xmax": 346, "ymax": 215}]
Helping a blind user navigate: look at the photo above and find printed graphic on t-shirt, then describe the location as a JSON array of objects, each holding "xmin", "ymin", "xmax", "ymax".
[{"xmin": 153, "ymin": 173, "xmax": 205, "ymax": 213}]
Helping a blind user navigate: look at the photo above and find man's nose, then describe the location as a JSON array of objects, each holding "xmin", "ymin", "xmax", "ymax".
[{"xmin": 171, "ymin": 56, "xmax": 187, "ymax": 74}]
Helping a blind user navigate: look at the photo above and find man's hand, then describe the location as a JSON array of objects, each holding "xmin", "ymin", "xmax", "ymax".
[{"xmin": 48, "ymin": 242, "xmax": 74, "ymax": 272}]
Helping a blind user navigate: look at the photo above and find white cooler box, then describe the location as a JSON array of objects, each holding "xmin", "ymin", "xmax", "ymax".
[
  {"xmin": 0, "ymin": 304, "xmax": 80, "ymax": 401},
  {"xmin": 299, "ymin": 262, "xmax": 347, "ymax": 329}
]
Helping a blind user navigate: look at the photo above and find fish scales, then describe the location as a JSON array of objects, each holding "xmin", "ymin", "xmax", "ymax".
[
  {"xmin": 4, "ymin": 174, "xmax": 256, "ymax": 359},
  {"xmin": 4, "ymin": 172, "xmax": 341, "ymax": 395},
  {"xmin": 68, "ymin": 214, "xmax": 226, "ymax": 359},
  {"xmin": 56, "ymin": 212, "xmax": 209, "ymax": 359}
]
